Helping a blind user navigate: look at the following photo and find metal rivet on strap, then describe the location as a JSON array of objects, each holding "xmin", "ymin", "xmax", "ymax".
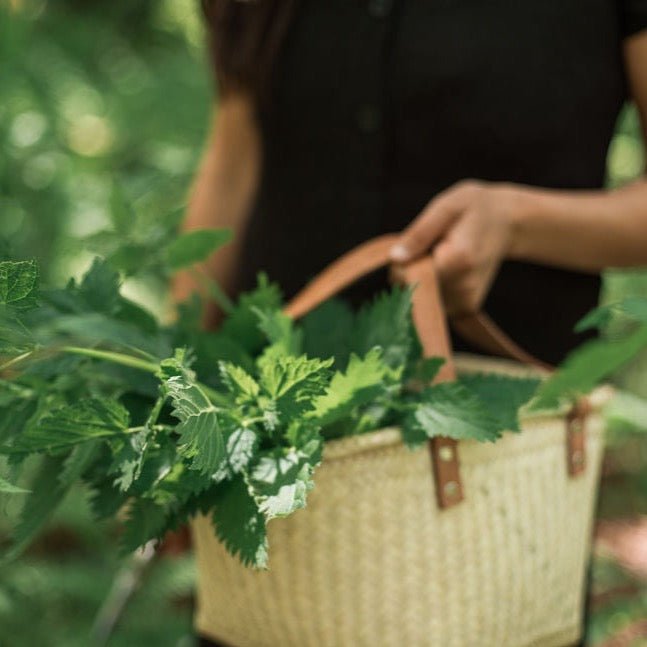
[
  {"xmin": 444, "ymin": 481, "xmax": 460, "ymax": 499},
  {"xmin": 439, "ymin": 446, "xmax": 454, "ymax": 462}
]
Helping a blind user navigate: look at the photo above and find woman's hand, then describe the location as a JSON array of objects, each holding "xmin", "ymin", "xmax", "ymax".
[{"xmin": 390, "ymin": 180, "xmax": 524, "ymax": 316}]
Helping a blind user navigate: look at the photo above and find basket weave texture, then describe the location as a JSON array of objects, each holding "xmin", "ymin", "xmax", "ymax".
[{"xmin": 193, "ymin": 356, "xmax": 606, "ymax": 647}]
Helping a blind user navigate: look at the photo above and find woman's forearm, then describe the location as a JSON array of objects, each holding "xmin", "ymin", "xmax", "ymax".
[
  {"xmin": 173, "ymin": 95, "xmax": 261, "ymax": 325},
  {"xmin": 509, "ymin": 177, "xmax": 647, "ymax": 272}
]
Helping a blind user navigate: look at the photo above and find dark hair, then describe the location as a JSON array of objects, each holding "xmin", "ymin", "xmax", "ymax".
[{"xmin": 201, "ymin": 0, "xmax": 298, "ymax": 101}]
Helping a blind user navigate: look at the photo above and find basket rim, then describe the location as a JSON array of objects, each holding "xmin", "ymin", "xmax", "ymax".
[{"xmin": 321, "ymin": 353, "xmax": 613, "ymax": 463}]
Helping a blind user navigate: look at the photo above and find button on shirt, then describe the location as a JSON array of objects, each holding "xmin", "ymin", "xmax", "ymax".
[{"xmin": 238, "ymin": 0, "xmax": 647, "ymax": 364}]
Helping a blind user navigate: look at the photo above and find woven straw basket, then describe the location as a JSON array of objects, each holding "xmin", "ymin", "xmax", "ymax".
[{"xmin": 192, "ymin": 236, "xmax": 610, "ymax": 647}]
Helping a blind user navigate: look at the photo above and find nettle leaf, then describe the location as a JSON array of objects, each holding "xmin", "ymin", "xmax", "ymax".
[
  {"xmin": 258, "ymin": 354, "xmax": 333, "ymax": 420},
  {"xmin": 301, "ymin": 299, "xmax": 354, "ymax": 368},
  {"xmin": 213, "ymin": 428, "xmax": 258, "ymax": 482},
  {"xmin": 0, "ymin": 260, "xmax": 39, "ymax": 306},
  {"xmin": 250, "ymin": 425, "xmax": 322, "ymax": 519},
  {"xmin": 576, "ymin": 296, "xmax": 647, "ymax": 333},
  {"xmin": 459, "ymin": 374, "xmax": 541, "ymax": 432},
  {"xmin": 219, "ymin": 362, "xmax": 260, "ymax": 404},
  {"xmin": 18, "ymin": 399, "xmax": 130, "ymax": 452},
  {"xmin": 309, "ymin": 348, "xmax": 395, "ymax": 428},
  {"xmin": 5, "ymin": 445, "xmax": 96, "ymax": 561},
  {"xmin": 213, "ymin": 475, "xmax": 268, "ymax": 569},
  {"xmin": 531, "ymin": 324, "xmax": 647, "ymax": 410},
  {"xmin": 165, "ymin": 368, "xmax": 225, "ymax": 475},
  {"xmin": 78, "ymin": 259, "xmax": 121, "ymax": 314},
  {"xmin": 165, "ymin": 228, "xmax": 232, "ymax": 270},
  {"xmin": 350, "ymin": 286, "xmax": 413, "ymax": 369},
  {"xmin": 0, "ymin": 476, "xmax": 29, "ymax": 494},
  {"xmin": 402, "ymin": 382, "xmax": 501, "ymax": 449},
  {"xmin": 121, "ymin": 498, "xmax": 170, "ymax": 554},
  {"xmin": 255, "ymin": 308, "xmax": 303, "ymax": 357},
  {"xmin": 109, "ymin": 428, "xmax": 149, "ymax": 492},
  {"xmin": 221, "ymin": 274, "xmax": 283, "ymax": 355}
]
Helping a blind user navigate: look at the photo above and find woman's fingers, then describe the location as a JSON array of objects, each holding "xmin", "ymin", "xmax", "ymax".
[{"xmin": 389, "ymin": 184, "xmax": 475, "ymax": 262}]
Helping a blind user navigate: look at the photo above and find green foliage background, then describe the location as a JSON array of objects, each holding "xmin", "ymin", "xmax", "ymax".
[{"xmin": 1, "ymin": 1, "xmax": 646, "ymax": 646}]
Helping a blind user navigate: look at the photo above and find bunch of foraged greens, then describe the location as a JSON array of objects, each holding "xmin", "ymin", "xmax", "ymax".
[{"xmin": 2, "ymin": 230, "xmax": 647, "ymax": 569}]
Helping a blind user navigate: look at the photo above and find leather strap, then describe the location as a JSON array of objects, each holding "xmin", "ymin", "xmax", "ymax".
[
  {"xmin": 391, "ymin": 258, "xmax": 463, "ymax": 508},
  {"xmin": 285, "ymin": 233, "xmax": 548, "ymax": 370}
]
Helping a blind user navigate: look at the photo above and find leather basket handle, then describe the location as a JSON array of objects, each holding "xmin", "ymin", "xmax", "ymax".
[
  {"xmin": 283, "ymin": 234, "xmax": 581, "ymax": 508},
  {"xmin": 285, "ymin": 234, "xmax": 549, "ymax": 370}
]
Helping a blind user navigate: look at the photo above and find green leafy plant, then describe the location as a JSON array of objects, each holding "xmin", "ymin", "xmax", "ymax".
[{"xmin": 2, "ymin": 229, "xmax": 646, "ymax": 569}]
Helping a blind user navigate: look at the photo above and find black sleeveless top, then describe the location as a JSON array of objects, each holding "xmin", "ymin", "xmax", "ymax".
[{"xmin": 236, "ymin": 0, "xmax": 647, "ymax": 364}]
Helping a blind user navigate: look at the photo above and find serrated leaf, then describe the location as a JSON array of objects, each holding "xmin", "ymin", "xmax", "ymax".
[
  {"xmin": 258, "ymin": 354, "xmax": 332, "ymax": 420},
  {"xmin": 165, "ymin": 369, "xmax": 225, "ymax": 474},
  {"xmin": 459, "ymin": 373, "xmax": 540, "ymax": 432},
  {"xmin": 120, "ymin": 498, "xmax": 169, "ymax": 554},
  {"xmin": 350, "ymin": 287, "xmax": 413, "ymax": 369},
  {"xmin": 309, "ymin": 348, "xmax": 395, "ymax": 428},
  {"xmin": 79, "ymin": 259, "xmax": 121, "ymax": 314},
  {"xmin": 401, "ymin": 382, "xmax": 501, "ymax": 449},
  {"xmin": 0, "ymin": 260, "xmax": 39, "ymax": 305},
  {"xmin": 109, "ymin": 428, "xmax": 149, "ymax": 491},
  {"xmin": 213, "ymin": 475, "xmax": 268, "ymax": 569},
  {"xmin": 254, "ymin": 308, "xmax": 303, "ymax": 357},
  {"xmin": 219, "ymin": 362, "xmax": 259, "ymax": 404},
  {"xmin": 213, "ymin": 428, "xmax": 258, "ymax": 481},
  {"xmin": 17, "ymin": 399, "xmax": 130, "ymax": 452},
  {"xmin": 576, "ymin": 296, "xmax": 647, "ymax": 333},
  {"xmin": 221, "ymin": 274, "xmax": 282, "ymax": 355},
  {"xmin": 531, "ymin": 324, "xmax": 647, "ymax": 410},
  {"xmin": 165, "ymin": 228, "xmax": 232, "ymax": 270},
  {"xmin": 4, "ymin": 455, "xmax": 69, "ymax": 561},
  {"xmin": 58, "ymin": 441, "xmax": 100, "ymax": 486},
  {"xmin": 250, "ymin": 428, "xmax": 321, "ymax": 520},
  {"xmin": 0, "ymin": 476, "xmax": 29, "ymax": 494},
  {"xmin": 301, "ymin": 299, "xmax": 354, "ymax": 368}
]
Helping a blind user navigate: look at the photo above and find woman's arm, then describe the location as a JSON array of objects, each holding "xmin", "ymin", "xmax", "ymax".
[
  {"xmin": 173, "ymin": 93, "xmax": 261, "ymax": 326},
  {"xmin": 392, "ymin": 31, "xmax": 647, "ymax": 316}
]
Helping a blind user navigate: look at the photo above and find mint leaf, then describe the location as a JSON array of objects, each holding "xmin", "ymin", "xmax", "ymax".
[
  {"xmin": 18, "ymin": 399, "xmax": 130, "ymax": 452},
  {"xmin": 402, "ymin": 382, "xmax": 501, "ymax": 449},
  {"xmin": 350, "ymin": 287, "xmax": 413, "ymax": 369},
  {"xmin": 165, "ymin": 228, "xmax": 232, "ymax": 270},
  {"xmin": 576, "ymin": 297, "xmax": 647, "ymax": 333},
  {"xmin": 213, "ymin": 475, "xmax": 268, "ymax": 569},
  {"xmin": 532, "ymin": 324, "xmax": 647, "ymax": 410},
  {"xmin": 309, "ymin": 348, "xmax": 395, "ymax": 428},
  {"xmin": 459, "ymin": 374, "xmax": 540, "ymax": 432},
  {"xmin": 165, "ymin": 367, "xmax": 225, "ymax": 475},
  {"xmin": 0, "ymin": 260, "xmax": 39, "ymax": 306}
]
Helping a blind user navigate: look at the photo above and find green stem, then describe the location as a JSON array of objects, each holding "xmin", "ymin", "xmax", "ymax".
[
  {"xmin": 0, "ymin": 350, "xmax": 34, "ymax": 373},
  {"xmin": 62, "ymin": 346, "xmax": 159, "ymax": 373},
  {"xmin": 188, "ymin": 268, "xmax": 234, "ymax": 314},
  {"xmin": 62, "ymin": 346, "xmax": 228, "ymax": 406}
]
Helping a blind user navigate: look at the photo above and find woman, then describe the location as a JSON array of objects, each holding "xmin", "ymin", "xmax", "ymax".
[{"xmin": 176, "ymin": 1, "xmax": 647, "ymax": 644}]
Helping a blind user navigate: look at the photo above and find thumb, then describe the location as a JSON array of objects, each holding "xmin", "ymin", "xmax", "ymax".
[{"xmin": 390, "ymin": 199, "xmax": 459, "ymax": 263}]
